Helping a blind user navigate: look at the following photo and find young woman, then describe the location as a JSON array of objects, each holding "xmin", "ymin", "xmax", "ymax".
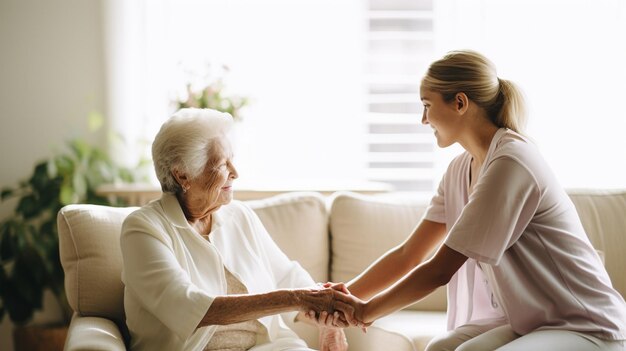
[{"xmin": 326, "ymin": 50, "xmax": 626, "ymax": 351}]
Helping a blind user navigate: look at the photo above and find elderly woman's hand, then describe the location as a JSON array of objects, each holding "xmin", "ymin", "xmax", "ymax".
[
  {"xmin": 297, "ymin": 287, "xmax": 350, "ymax": 327},
  {"xmin": 301, "ymin": 282, "xmax": 369, "ymax": 330},
  {"xmin": 313, "ymin": 282, "xmax": 353, "ymax": 327},
  {"xmin": 319, "ymin": 327, "xmax": 348, "ymax": 351}
]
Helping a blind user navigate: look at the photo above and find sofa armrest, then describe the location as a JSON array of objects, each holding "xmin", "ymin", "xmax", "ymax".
[{"xmin": 64, "ymin": 314, "xmax": 126, "ymax": 351}]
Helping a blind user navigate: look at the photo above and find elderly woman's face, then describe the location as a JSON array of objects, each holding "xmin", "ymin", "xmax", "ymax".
[{"xmin": 186, "ymin": 137, "xmax": 238, "ymax": 212}]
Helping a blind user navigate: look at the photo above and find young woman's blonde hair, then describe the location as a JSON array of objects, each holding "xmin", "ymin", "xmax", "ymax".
[{"xmin": 421, "ymin": 50, "xmax": 527, "ymax": 133}]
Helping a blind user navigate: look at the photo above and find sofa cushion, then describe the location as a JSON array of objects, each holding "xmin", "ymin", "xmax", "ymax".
[
  {"xmin": 568, "ymin": 189, "xmax": 626, "ymax": 298},
  {"xmin": 58, "ymin": 204, "xmax": 138, "ymax": 323},
  {"xmin": 246, "ymin": 191, "xmax": 329, "ymax": 282},
  {"xmin": 329, "ymin": 191, "xmax": 447, "ymax": 312},
  {"xmin": 374, "ymin": 310, "xmax": 447, "ymax": 351}
]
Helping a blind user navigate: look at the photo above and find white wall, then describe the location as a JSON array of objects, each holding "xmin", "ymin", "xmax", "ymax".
[{"xmin": 0, "ymin": 0, "xmax": 106, "ymax": 349}]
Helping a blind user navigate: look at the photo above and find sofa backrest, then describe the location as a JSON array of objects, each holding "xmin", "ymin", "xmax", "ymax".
[
  {"xmin": 328, "ymin": 191, "xmax": 448, "ymax": 312},
  {"xmin": 568, "ymin": 189, "xmax": 626, "ymax": 298},
  {"xmin": 245, "ymin": 191, "xmax": 329, "ymax": 282},
  {"xmin": 57, "ymin": 189, "xmax": 625, "ymax": 325},
  {"xmin": 327, "ymin": 189, "xmax": 626, "ymax": 314}
]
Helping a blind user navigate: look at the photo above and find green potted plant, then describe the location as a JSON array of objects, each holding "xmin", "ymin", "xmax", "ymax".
[{"xmin": 0, "ymin": 136, "xmax": 143, "ymax": 351}]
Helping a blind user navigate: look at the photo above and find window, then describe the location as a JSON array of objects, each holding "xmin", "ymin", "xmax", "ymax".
[
  {"xmin": 135, "ymin": 0, "xmax": 371, "ymax": 189},
  {"xmin": 104, "ymin": 0, "xmax": 626, "ymax": 193},
  {"xmin": 365, "ymin": 0, "xmax": 435, "ymax": 195}
]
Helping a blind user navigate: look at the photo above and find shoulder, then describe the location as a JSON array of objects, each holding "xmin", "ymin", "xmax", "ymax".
[
  {"xmin": 214, "ymin": 201, "xmax": 268, "ymax": 249},
  {"xmin": 491, "ymin": 130, "xmax": 543, "ymax": 170},
  {"xmin": 123, "ymin": 200, "xmax": 165, "ymax": 227},
  {"xmin": 121, "ymin": 201, "xmax": 174, "ymax": 245},
  {"xmin": 487, "ymin": 130, "xmax": 554, "ymax": 193},
  {"xmin": 215, "ymin": 200, "xmax": 262, "ymax": 232},
  {"xmin": 123, "ymin": 202, "xmax": 158, "ymax": 228},
  {"xmin": 218, "ymin": 200, "xmax": 255, "ymax": 219}
]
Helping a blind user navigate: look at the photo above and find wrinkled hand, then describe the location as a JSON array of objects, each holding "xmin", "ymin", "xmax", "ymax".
[
  {"xmin": 302, "ymin": 282, "xmax": 369, "ymax": 331},
  {"xmin": 298, "ymin": 284, "xmax": 351, "ymax": 328},
  {"xmin": 319, "ymin": 327, "xmax": 348, "ymax": 351}
]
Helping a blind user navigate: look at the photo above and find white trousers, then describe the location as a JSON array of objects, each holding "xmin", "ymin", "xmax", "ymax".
[
  {"xmin": 425, "ymin": 323, "xmax": 626, "ymax": 351},
  {"xmin": 247, "ymin": 324, "xmax": 315, "ymax": 351}
]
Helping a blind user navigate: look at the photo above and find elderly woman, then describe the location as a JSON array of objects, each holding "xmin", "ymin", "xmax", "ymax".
[{"xmin": 120, "ymin": 108, "xmax": 350, "ymax": 351}]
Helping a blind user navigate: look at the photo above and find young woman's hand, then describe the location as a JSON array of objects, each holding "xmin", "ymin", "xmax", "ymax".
[{"xmin": 330, "ymin": 286, "xmax": 370, "ymax": 330}]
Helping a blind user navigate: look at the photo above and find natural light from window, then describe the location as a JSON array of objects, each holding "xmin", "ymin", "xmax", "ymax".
[{"xmin": 109, "ymin": 0, "xmax": 626, "ymax": 194}]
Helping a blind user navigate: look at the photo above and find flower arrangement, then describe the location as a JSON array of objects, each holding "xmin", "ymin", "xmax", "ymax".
[{"xmin": 175, "ymin": 63, "xmax": 250, "ymax": 122}]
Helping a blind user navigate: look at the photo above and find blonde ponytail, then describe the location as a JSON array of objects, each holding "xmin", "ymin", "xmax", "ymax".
[
  {"xmin": 421, "ymin": 50, "xmax": 527, "ymax": 133},
  {"xmin": 494, "ymin": 78, "xmax": 527, "ymax": 133}
]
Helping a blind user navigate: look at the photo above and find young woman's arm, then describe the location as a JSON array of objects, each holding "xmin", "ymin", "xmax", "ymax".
[
  {"xmin": 347, "ymin": 219, "xmax": 447, "ymax": 300},
  {"xmin": 341, "ymin": 244, "xmax": 467, "ymax": 324}
]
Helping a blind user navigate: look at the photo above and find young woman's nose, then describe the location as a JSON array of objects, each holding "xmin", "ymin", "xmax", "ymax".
[{"xmin": 421, "ymin": 110, "xmax": 429, "ymax": 125}]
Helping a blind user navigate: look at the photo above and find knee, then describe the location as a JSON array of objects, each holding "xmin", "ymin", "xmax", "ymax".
[
  {"xmin": 455, "ymin": 343, "xmax": 483, "ymax": 351},
  {"xmin": 425, "ymin": 335, "xmax": 486, "ymax": 351},
  {"xmin": 425, "ymin": 335, "xmax": 458, "ymax": 351}
]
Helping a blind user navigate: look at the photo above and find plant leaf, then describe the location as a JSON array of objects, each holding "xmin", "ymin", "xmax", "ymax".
[
  {"xmin": 69, "ymin": 139, "xmax": 91, "ymax": 160},
  {"xmin": 0, "ymin": 221, "xmax": 16, "ymax": 261},
  {"xmin": 0, "ymin": 265, "xmax": 5, "ymax": 297},
  {"xmin": 59, "ymin": 183, "xmax": 76, "ymax": 205},
  {"xmin": 29, "ymin": 162, "xmax": 51, "ymax": 193},
  {"xmin": 54, "ymin": 154, "xmax": 74, "ymax": 175},
  {"xmin": 46, "ymin": 158, "xmax": 58, "ymax": 178},
  {"xmin": 4, "ymin": 280, "xmax": 35, "ymax": 324},
  {"xmin": 16, "ymin": 195, "xmax": 39, "ymax": 219},
  {"xmin": 72, "ymin": 173, "xmax": 87, "ymax": 201},
  {"xmin": 1, "ymin": 188, "xmax": 13, "ymax": 200}
]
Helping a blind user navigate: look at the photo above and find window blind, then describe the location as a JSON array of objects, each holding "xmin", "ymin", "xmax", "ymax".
[{"xmin": 366, "ymin": 0, "xmax": 435, "ymax": 193}]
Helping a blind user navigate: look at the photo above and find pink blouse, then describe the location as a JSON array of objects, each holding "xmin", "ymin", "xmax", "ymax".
[
  {"xmin": 424, "ymin": 130, "xmax": 506, "ymax": 331},
  {"xmin": 431, "ymin": 128, "xmax": 626, "ymax": 340}
]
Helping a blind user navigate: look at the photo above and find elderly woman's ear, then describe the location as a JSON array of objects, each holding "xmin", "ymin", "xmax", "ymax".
[{"xmin": 172, "ymin": 169, "xmax": 189, "ymax": 193}]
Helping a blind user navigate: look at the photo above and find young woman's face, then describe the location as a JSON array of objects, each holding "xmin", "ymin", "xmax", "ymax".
[{"xmin": 420, "ymin": 87, "xmax": 462, "ymax": 148}]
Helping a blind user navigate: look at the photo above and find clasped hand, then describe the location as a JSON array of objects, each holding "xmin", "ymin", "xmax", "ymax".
[{"xmin": 302, "ymin": 282, "xmax": 370, "ymax": 330}]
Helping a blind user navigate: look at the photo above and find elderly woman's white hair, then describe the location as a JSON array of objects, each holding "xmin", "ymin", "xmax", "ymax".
[{"xmin": 152, "ymin": 108, "xmax": 233, "ymax": 193}]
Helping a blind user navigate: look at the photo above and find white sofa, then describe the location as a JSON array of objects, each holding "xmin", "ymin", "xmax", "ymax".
[{"xmin": 58, "ymin": 189, "xmax": 626, "ymax": 351}]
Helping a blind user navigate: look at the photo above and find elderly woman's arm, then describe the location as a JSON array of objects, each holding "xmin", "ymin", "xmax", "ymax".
[
  {"xmin": 225, "ymin": 204, "xmax": 350, "ymax": 350},
  {"xmin": 197, "ymin": 287, "xmax": 348, "ymax": 327}
]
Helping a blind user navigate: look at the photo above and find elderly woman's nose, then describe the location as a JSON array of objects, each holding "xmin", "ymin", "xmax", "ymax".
[{"xmin": 229, "ymin": 164, "xmax": 239, "ymax": 179}]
